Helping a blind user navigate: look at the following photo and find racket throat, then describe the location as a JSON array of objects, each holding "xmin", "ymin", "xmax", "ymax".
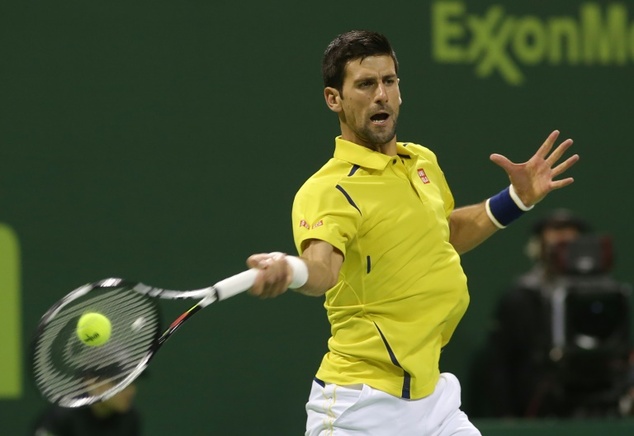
[
  {"xmin": 199, "ymin": 288, "xmax": 219, "ymax": 308},
  {"xmin": 158, "ymin": 303, "xmax": 205, "ymax": 345}
]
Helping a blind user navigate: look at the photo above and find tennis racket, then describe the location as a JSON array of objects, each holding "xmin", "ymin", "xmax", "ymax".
[{"xmin": 31, "ymin": 255, "xmax": 307, "ymax": 408}]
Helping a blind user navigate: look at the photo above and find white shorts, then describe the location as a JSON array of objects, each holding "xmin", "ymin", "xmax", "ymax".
[{"xmin": 305, "ymin": 373, "xmax": 481, "ymax": 436}]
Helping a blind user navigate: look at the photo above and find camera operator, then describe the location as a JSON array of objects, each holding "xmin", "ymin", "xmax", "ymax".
[{"xmin": 480, "ymin": 209, "xmax": 632, "ymax": 418}]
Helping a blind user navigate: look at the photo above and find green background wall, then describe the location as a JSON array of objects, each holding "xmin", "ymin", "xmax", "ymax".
[{"xmin": 1, "ymin": 1, "xmax": 633, "ymax": 434}]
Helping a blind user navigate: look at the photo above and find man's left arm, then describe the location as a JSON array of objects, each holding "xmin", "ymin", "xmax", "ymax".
[
  {"xmin": 449, "ymin": 130, "xmax": 579, "ymax": 255},
  {"xmin": 449, "ymin": 203, "xmax": 498, "ymax": 254}
]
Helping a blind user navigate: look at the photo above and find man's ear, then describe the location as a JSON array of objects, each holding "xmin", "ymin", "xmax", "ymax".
[{"xmin": 324, "ymin": 87, "xmax": 342, "ymax": 113}]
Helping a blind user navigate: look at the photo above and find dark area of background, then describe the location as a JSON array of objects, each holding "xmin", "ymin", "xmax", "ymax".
[{"xmin": 1, "ymin": 1, "xmax": 632, "ymax": 434}]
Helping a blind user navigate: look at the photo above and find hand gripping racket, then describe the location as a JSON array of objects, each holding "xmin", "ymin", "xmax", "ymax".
[{"xmin": 31, "ymin": 255, "xmax": 307, "ymax": 408}]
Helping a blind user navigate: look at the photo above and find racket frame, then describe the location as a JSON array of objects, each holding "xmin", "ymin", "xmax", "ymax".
[{"xmin": 32, "ymin": 268, "xmax": 259, "ymax": 407}]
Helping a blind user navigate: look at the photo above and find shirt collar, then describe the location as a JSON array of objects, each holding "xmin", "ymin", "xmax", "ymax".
[{"xmin": 333, "ymin": 137, "xmax": 415, "ymax": 170}]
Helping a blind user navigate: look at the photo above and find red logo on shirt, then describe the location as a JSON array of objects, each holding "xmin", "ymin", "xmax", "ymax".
[
  {"xmin": 299, "ymin": 219, "xmax": 310, "ymax": 229},
  {"xmin": 312, "ymin": 220, "xmax": 323, "ymax": 229},
  {"xmin": 417, "ymin": 168, "xmax": 430, "ymax": 184}
]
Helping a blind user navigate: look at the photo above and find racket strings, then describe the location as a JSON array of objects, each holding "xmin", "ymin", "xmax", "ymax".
[{"xmin": 32, "ymin": 285, "xmax": 161, "ymax": 406}]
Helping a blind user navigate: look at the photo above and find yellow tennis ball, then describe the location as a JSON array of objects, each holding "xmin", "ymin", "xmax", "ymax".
[{"xmin": 76, "ymin": 312, "xmax": 112, "ymax": 347}]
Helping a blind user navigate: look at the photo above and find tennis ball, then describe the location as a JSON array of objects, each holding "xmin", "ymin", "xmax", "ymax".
[{"xmin": 76, "ymin": 312, "xmax": 112, "ymax": 347}]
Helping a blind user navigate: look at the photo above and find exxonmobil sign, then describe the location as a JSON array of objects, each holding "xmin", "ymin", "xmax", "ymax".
[{"xmin": 432, "ymin": 1, "xmax": 634, "ymax": 85}]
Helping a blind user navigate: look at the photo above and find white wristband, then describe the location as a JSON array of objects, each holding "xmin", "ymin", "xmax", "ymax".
[
  {"xmin": 285, "ymin": 256, "xmax": 308, "ymax": 289},
  {"xmin": 509, "ymin": 185, "xmax": 534, "ymax": 211},
  {"xmin": 267, "ymin": 252, "xmax": 308, "ymax": 289}
]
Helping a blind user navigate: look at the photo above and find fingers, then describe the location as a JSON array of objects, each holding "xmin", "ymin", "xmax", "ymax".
[
  {"xmin": 550, "ymin": 153, "xmax": 579, "ymax": 190},
  {"xmin": 246, "ymin": 253, "xmax": 271, "ymax": 268},
  {"xmin": 492, "ymin": 131, "xmax": 577, "ymax": 173},
  {"xmin": 536, "ymin": 130, "xmax": 560, "ymax": 159},
  {"xmin": 546, "ymin": 137, "xmax": 574, "ymax": 166},
  {"xmin": 489, "ymin": 153, "xmax": 513, "ymax": 170},
  {"xmin": 550, "ymin": 176, "xmax": 575, "ymax": 190},
  {"xmin": 247, "ymin": 253, "xmax": 291, "ymax": 299},
  {"xmin": 551, "ymin": 154, "xmax": 580, "ymax": 178}
]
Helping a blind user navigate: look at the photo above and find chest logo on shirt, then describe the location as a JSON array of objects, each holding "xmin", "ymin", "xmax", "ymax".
[{"xmin": 417, "ymin": 168, "xmax": 430, "ymax": 184}]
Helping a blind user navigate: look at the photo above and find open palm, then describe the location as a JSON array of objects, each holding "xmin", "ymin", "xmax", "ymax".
[{"xmin": 489, "ymin": 130, "xmax": 579, "ymax": 207}]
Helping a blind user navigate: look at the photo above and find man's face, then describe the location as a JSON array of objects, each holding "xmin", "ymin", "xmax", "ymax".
[
  {"xmin": 334, "ymin": 55, "xmax": 401, "ymax": 151},
  {"xmin": 542, "ymin": 227, "xmax": 580, "ymax": 251}
]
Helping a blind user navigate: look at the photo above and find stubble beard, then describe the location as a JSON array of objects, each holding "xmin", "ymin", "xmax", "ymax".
[{"xmin": 357, "ymin": 118, "xmax": 398, "ymax": 151}]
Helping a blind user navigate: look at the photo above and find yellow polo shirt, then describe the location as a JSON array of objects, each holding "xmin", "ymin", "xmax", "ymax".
[{"xmin": 292, "ymin": 137, "xmax": 469, "ymax": 399}]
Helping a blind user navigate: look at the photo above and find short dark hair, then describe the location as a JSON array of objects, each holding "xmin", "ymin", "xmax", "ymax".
[{"xmin": 322, "ymin": 30, "xmax": 399, "ymax": 91}]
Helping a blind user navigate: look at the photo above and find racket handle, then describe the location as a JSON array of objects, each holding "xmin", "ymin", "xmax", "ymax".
[
  {"xmin": 214, "ymin": 254, "xmax": 309, "ymax": 300},
  {"xmin": 214, "ymin": 269, "xmax": 259, "ymax": 301}
]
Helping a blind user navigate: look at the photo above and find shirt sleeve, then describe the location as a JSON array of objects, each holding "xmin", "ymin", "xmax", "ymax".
[{"xmin": 291, "ymin": 181, "xmax": 361, "ymax": 257}]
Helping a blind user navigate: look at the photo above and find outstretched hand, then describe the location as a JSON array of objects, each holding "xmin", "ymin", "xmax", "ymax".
[{"xmin": 489, "ymin": 130, "xmax": 579, "ymax": 207}]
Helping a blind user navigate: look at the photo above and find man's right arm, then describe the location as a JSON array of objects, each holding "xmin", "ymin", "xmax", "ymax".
[
  {"xmin": 247, "ymin": 239, "xmax": 343, "ymax": 298},
  {"xmin": 294, "ymin": 239, "xmax": 343, "ymax": 296}
]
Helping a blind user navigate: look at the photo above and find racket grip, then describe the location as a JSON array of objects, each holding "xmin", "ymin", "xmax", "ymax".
[
  {"xmin": 214, "ymin": 269, "xmax": 259, "ymax": 301},
  {"xmin": 214, "ymin": 254, "xmax": 308, "ymax": 300}
]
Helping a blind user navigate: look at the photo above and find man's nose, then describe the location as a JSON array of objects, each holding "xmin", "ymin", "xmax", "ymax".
[{"xmin": 375, "ymin": 83, "xmax": 388, "ymax": 102}]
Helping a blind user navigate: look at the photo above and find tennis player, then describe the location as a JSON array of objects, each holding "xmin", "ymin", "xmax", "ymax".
[{"xmin": 247, "ymin": 30, "xmax": 579, "ymax": 435}]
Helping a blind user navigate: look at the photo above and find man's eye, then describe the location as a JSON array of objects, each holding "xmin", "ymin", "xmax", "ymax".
[{"xmin": 359, "ymin": 81, "xmax": 372, "ymax": 88}]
